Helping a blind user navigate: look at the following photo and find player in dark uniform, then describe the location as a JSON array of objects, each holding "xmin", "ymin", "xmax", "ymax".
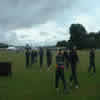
[
  {"xmin": 39, "ymin": 47, "xmax": 44, "ymax": 71},
  {"xmin": 64, "ymin": 49, "xmax": 69, "ymax": 71},
  {"xmin": 55, "ymin": 48, "xmax": 68, "ymax": 94},
  {"xmin": 69, "ymin": 47, "xmax": 79, "ymax": 88},
  {"xmin": 34, "ymin": 50, "xmax": 38, "ymax": 63},
  {"xmin": 46, "ymin": 48, "xmax": 52, "ymax": 71},
  {"xmin": 88, "ymin": 48, "xmax": 96, "ymax": 74},
  {"xmin": 25, "ymin": 44, "xmax": 31, "ymax": 67},
  {"xmin": 31, "ymin": 50, "xmax": 35, "ymax": 65},
  {"xmin": 25, "ymin": 49, "xmax": 30, "ymax": 67}
]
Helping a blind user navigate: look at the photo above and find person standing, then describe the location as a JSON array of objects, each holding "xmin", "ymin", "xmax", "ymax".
[
  {"xmin": 46, "ymin": 48, "xmax": 52, "ymax": 71},
  {"xmin": 39, "ymin": 47, "xmax": 44, "ymax": 71},
  {"xmin": 55, "ymin": 48, "xmax": 67, "ymax": 94},
  {"xmin": 31, "ymin": 50, "xmax": 35, "ymax": 65},
  {"xmin": 64, "ymin": 49, "xmax": 69, "ymax": 71},
  {"xmin": 25, "ymin": 49, "xmax": 30, "ymax": 67},
  {"xmin": 88, "ymin": 48, "xmax": 96, "ymax": 74},
  {"xmin": 69, "ymin": 47, "xmax": 79, "ymax": 88},
  {"xmin": 34, "ymin": 50, "xmax": 38, "ymax": 63}
]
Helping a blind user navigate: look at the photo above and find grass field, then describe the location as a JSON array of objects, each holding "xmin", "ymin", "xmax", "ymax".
[{"xmin": 0, "ymin": 50, "xmax": 100, "ymax": 100}]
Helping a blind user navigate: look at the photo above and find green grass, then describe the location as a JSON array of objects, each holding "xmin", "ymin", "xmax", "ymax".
[{"xmin": 0, "ymin": 50, "xmax": 100, "ymax": 100}]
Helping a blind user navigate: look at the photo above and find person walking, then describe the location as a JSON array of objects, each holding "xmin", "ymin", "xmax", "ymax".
[
  {"xmin": 69, "ymin": 47, "xmax": 79, "ymax": 88},
  {"xmin": 55, "ymin": 48, "xmax": 68, "ymax": 94},
  {"xmin": 88, "ymin": 48, "xmax": 96, "ymax": 74}
]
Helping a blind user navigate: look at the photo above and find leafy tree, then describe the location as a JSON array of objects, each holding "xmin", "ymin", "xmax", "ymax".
[{"xmin": 69, "ymin": 23, "xmax": 87, "ymax": 49}]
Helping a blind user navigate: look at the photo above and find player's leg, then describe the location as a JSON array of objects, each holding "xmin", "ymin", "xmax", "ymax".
[
  {"xmin": 88, "ymin": 61, "xmax": 92, "ymax": 72},
  {"xmin": 93, "ymin": 62, "xmax": 96, "ymax": 73},
  {"xmin": 60, "ymin": 69, "xmax": 67, "ymax": 92},
  {"xmin": 55, "ymin": 69, "xmax": 60, "ymax": 95},
  {"xmin": 73, "ymin": 65, "xmax": 79, "ymax": 88}
]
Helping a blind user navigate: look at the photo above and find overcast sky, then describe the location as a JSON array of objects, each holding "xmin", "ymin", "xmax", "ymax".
[{"xmin": 0, "ymin": 0, "xmax": 100, "ymax": 46}]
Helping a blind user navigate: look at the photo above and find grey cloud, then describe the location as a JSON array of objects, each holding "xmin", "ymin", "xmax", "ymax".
[
  {"xmin": 20, "ymin": 34, "xmax": 31, "ymax": 39},
  {"xmin": 0, "ymin": 0, "xmax": 100, "ymax": 46},
  {"xmin": 0, "ymin": 0, "xmax": 74, "ymax": 31},
  {"xmin": 39, "ymin": 32, "xmax": 49, "ymax": 36}
]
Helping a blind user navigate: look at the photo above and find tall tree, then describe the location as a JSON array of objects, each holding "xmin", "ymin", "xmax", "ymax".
[{"xmin": 69, "ymin": 23, "xmax": 87, "ymax": 48}]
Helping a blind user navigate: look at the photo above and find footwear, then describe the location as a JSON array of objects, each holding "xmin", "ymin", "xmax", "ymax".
[
  {"xmin": 56, "ymin": 88, "xmax": 60, "ymax": 95},
  {"xmin": 70, "ymin": 82, "xmax": 73, "ymax": 88},
  {"xmin": 48, "ymin": 68, "xmax": 50, "ymax": 71},
  {"xmin": 64, "ymin": 89, "xmax": 70, "ymax": 94},
  {"xmin": 93, "ymin": 72, "xmax": 96, "ymax": 75},
  {"xmin": 40, "ymin": 69, "xmax": 42, "ymax": 72},
  {"xmin": 75, "ymin": 85, "xmax": 79, "ymax": 88}
]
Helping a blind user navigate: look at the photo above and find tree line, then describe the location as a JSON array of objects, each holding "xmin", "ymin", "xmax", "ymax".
[{"xmin": 56, "ymin": 23, "xmax": 100, "ymax": 49}]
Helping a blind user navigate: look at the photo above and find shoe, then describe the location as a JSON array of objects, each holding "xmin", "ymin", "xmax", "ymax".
[
  {"xmin": 64, "ymin": 89, "xmax": 70, "ymax": 94},
  {"xmin": 40, "ymin": 69, "xmax": 42, "ymax": 72},
  {"xmin": 93, "ymin": 72, "xmax": 96, "ymax": 75},
  {"xmin": 70, "ymin": 82, "xmax": 72, "ymax": 88},
  {"xmin": 75, "ymin": 85, "xmax": 79, "ymax": 88},
  {"xmin": 48, "ymin": 68, "xmax": 50, "ymax": 71},
  {"xmin": 56, "ymin": 88, "xmax": 59, "ymax": 95}
]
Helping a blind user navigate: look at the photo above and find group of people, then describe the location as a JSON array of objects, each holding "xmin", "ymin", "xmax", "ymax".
[
  {"xmin": 25, "ymin": 48, "xmax": 38, "ymax": 67},
  {"xmin": 25, "ymin": 47, "xmax": 52, "ymax": 71},
  {"xmin": 55, "ymin": 47, "xmax": 96, "ymax": 94},
  {"xmin": 55, "ymin": 47, "xmax": 79, "ymax": 94},
  {"xmin": 25, "ymin": 46, "xmax": 96, "ymax": 94}
]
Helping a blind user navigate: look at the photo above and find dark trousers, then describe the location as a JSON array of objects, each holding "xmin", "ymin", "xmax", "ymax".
[
  {"xmin": 70, "ymin": 63, "xmax": 78, "ymax": 85},
  {"xmin": 55, "ymin": 68, "xmax": 66, "ymax": 90},
  {"xmin": 47, "ymin": 57, "xmax": 51, "ymax": 68},
  {"xmin": 26, "ymin": 56, "xmax": 29, "ymax": 67},
  {"xmin": 31, "ymin": 56, "xmax": 34, "ymax": 64},
  {"xmin": 40, "ymin": 56, "xmax": 43, "ymax": 68},
  {"xmin": 88, "ymin": 61, "xmax": 96, "ymax": 73},
  {"xmin": 65, "ymin": 60, "xmax": 69, "ymax": 70}
]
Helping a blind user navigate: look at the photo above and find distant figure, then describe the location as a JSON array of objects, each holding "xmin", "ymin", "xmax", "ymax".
[
  {"xmin": 46, "ymin": 48, "xmax": 52, "ymax": 71},
  {"xmin": 69, "ymin": 47, "xmax": 79, "ymax": 88},
  {"xmin": 34, "ymin": 50, "xmax": 38, "ymax": 63},
  {"xmin": 39, "ymin": 48, "xmax": 44, "ymax": 71},
  {"xmin": 64, "ymin": 49, "xmax": 69, "ymax": 70},
  {"xmin": 25, "ymin": 49, "xmax": 30, "ymax": 67},
  {"xmin": 88, "ymin": 48, "xmax": 96, "ymax": 74},
  {"xmin": 31, "ymin": 50, "xmax": 35, "ymax": 65},
  {"xmin": 25, "ymin": 44, "xmax": 31, "ymax": 67},
  {"xmin": 55, "ymin": 48, "xmax": 67, "ymax": 94}
]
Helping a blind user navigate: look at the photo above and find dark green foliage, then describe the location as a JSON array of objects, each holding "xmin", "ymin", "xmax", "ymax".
[
  {"xmin": 0, "ymin": 43, "xmax": 8, "ymax": 48},
  {"xmin": 56, "ymin": 23, "xmax": 100, "ymax": 49}
]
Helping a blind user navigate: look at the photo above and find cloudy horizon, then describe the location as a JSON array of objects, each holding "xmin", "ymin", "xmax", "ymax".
[{"xmin": 0, "ymin": 0, "xmax": 100, "ymax": 46}]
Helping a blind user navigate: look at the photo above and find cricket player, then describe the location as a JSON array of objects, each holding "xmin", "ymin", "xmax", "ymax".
[
  {"xmin": 39, "ymin": 47, "xmax": 44, "ymax": 71},
  {"xmin": 64, "ymin": 49, "xmax": 70, "ymax": 71},
  {"xmin": 55, "ymin": 48, "xmax": 67, "ymax": 94},
  {"xmin": 25, "ymin": 49, "xmax": 30, "ymax": 67},
  {"xmin": 88, "ymin": 48, "xmax": 96, "ymax": 74},
  {"xmin": 69, "ymin": 47, "xmax": 79, "ymax": 88},
  {"xmin": 31, "ymin": 50, "xmax": 35, "ymax": 65},
  {"xmin": 46, "ymin": 48, "xmax": 52, "ymax": 71}
]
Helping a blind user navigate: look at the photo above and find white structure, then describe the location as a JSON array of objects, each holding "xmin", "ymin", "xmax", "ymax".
[{"xmin": 7, "ymin": 46, "xmax": 17, "ymax": 51}]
